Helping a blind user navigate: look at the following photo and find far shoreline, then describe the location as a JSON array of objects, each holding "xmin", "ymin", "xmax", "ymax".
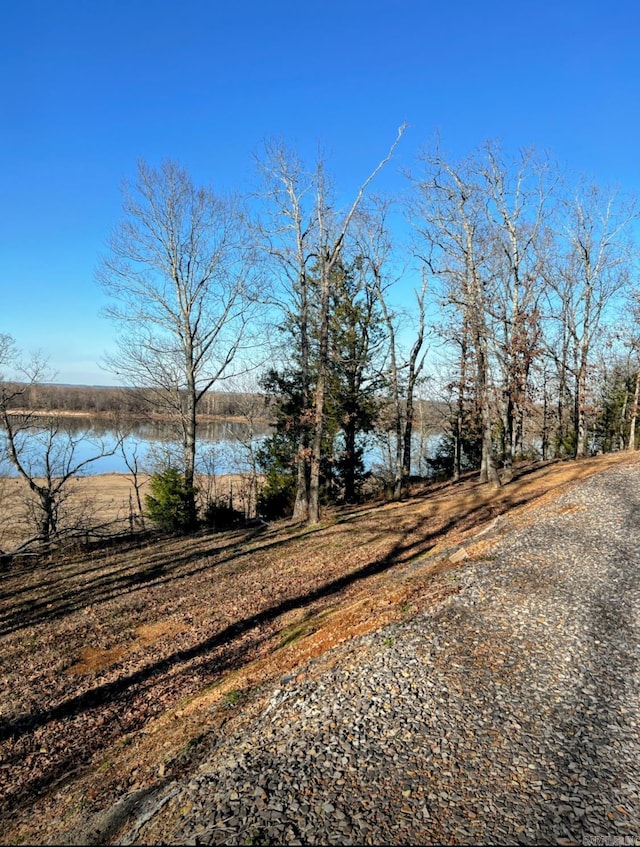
[{"xmin": 4, "ymin": 408, "xmax": 275, "ymax": 425}]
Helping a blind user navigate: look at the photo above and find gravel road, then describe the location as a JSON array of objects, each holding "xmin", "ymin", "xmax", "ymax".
[{"xmin": 128, "ymin": 463, "xmax": 640, "ymax": 846}]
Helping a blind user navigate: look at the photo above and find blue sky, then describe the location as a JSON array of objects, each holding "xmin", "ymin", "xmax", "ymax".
[{"xmin": 1, "ymin": 0, "xmax": 638, "ymax": 385}]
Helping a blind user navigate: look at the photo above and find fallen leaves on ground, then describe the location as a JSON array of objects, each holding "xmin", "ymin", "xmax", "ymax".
[{"xmin": 1, "ymin": 451, "xmax": 638, "ymax": 845}]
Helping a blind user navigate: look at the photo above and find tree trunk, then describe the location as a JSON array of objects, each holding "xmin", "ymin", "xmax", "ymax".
[
  {"xmin": 294, "ymin": 272, "xmax": 311, "ymax": 520},
  {"xmin": 40, "ymin": 490, "xmax": 55, "ymax": 547},
  {"xmin": 555, "ymin": 301, "xmax": 571, "ymax": 457},
  {"xmin": 293, "ymin": 452, "xmax": 310, "ymax": 520},
  {"xmin": 184, "ymin": 364, "xmax": 199, "ymax": 528},
  {"xmin": 575, "ymin": 349, "xmax": 588, "ymax": 458},
  {"xmin": 342, "ymin": 417, "xmax": 357, "ymax": 504},
  {"xmin": 480, "ymin": 397, "xmax": 501, "ymax": 487},
  {"xmin": 308, "ymin": 276, "xmax": 331, "ymax": 525},
  {"xmin": 393, "ymin": 413, "xmax": 403, "ymax": 500},
  {"xmin": 628, "ymin": 368, "xmax": 640, "ymax": 450},
  {"xmin": 502, "ymin": 391, "xmax": 514, "ymax": 482},
  {"xmin": 541, "ymin": 370, "xmax": 549, "ymax": 461},
  {"xmin": 401, "ymin": 295, "xmax": 425, "ymax": 484},
  {"xmin": 453, "ymin": 331, "xmax": 468, "ymax": 482},
  {"xmin": 476, "ymin": 342, "xmax": 501, "ymax": 488},
  {"xmin": 402, "ymin": 393, "xmax": 414, "ymax": 485}
]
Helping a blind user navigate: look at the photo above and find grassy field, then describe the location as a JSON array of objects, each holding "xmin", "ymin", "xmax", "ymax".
[
  {"xmin": 0, "ymin": 471, "xmax": 255, "ymax": 554},
  {"xmin": 1, "ymin": 450, "xmax": 639, "ymax": 845}
]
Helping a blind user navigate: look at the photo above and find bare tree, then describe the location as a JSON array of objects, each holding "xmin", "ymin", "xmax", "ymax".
[
  {"xmin": 376, "ymin": 286, "xmax": 428, "ymax": 497},
  {"xmin": 119, "ymin": 438, "xmax": 147, "ymax": 530},
  {"xmin": 257, "ymin": 127, "xmax": 406, "ymax": 523},
  {"xmin": 361, "ymin": 204, "xmax": 428, "ymax": 498},
  {"xmin": 401, "ymin": 276, "xmax": 429, "ymax": 481},
  {"xmin": 616, "ymin": 293, "xmax": 640, "ymax": 451},
  {"xmin": 482, "ymin": 144, "xmax": 557, "ymax": 478},
  {"xmin": 254, "ymin": 143, "xmax": 315, "ymax": 520},
  {"xmin": 628, "ymin": 363, "xmax": 640, "ymax": 451},
  {"xmin": 550, "ymin": 182, "xmax": 637, "ymax": 458},
  {"xmin": 0, "ymin": 343, "xmax": 120, "ymax": 551},
  {"xmin": 99, "ymin": 160, "xmax": 253, "ymax": 525},
  {"xmin": 412, "ymin": 145, "xmax": 501, "ymax": 487}
]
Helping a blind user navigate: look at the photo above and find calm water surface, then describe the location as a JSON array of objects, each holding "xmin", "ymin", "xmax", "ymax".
[
  {"xmin": 0, "ymin": 417, "xmax": 272, "ymax": 476},
  {"xmin": 0, "ymin": 415, "xmax": 443, "ymax": 478}
]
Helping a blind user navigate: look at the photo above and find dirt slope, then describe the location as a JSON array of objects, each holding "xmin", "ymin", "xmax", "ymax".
[{"xmin": 1, "ymin": 452, "xmax": 637, "ymax": 845}]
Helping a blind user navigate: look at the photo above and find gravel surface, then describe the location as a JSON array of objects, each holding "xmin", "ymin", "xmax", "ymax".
[{"xmin": 132, "ymin": 464, "xmax": 640, "ymax": 846}]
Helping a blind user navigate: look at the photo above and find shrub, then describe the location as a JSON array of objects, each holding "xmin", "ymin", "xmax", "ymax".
[
  {"xmin": 256, "ymin": 468, "xmax": 297, "ymax": 521},
  {"xmin": 145, "ymin": 467, "xmax": 198, "ymax": 532},
  {"xmin": 255, "ymin": 432, "xmax": 297, "ymax": 520},
  {"xmin": 202, "ymin": 499, "xmax": 244, "ymax": 531},
  {"xmin": 426, "ymin": 431, "xmax": 482, "ymax": 481}
]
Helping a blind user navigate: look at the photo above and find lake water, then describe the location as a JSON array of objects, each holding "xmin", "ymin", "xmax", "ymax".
[
  {"xmin": 0, "ymin": 417, "xmax": 272, "ymax": 477},
  {"xmin": 0, "ymin": 416, "xmax": 443, "ymax": 479}
]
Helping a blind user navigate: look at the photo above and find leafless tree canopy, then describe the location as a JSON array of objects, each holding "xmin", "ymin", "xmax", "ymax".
[
  {"xmin": 0, "ymin": 341, "xmax": 119, "ymax": 552},
  {"xmin": 98, "ymin": 160, "xmax": 254, "ymax": 521},
  {"xmin": 3, "ymin": 136, "xmax": 639, "ymax": 539}
]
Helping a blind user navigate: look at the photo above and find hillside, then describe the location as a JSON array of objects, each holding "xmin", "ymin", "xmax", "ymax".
[{"xmin": 1, "ymin": 451, "xmax": 639, "ymax": 845}]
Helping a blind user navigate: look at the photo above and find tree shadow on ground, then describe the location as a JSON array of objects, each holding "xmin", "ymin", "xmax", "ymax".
[
  {"xmin": 2, "ymin": 456, "xmax": 570, "ymax": 643},
  {"xmin": 0, "ymin": 509, "xmax": 456, "ymax": 744},
  {"xmin": 0, "ymin": 477, "xmax": 503, "ymax": 636},
  {"xmin": 0, "ymin": 484, "xmax": 543, "ymax": 822},
  {"xmin": 0, "ymin": 457, "xmax": 579, "ymax": 640},
  {"xmin": 2, "ymin": 456, "xmax": 637, "ymax": 835}
]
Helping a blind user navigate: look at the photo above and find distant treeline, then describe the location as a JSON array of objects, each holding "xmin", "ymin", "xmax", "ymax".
[
  {"xmin": 3, "ymin": 382, "xmax": 448, "ymax": 430},
  {"xmin": 4, "ymin": 383, "xmax": 273, "ymax": 419}
]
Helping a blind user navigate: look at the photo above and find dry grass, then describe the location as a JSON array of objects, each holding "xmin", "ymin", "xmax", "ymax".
[
  {"xmin": 1, "ymin": 450, "xmax": 639, "ymax": 845},
  {"xmin": 0, "ymin": 473, "xmax": 139, "ymax": 552},
  {"xmin": 0, "ymin": 472, "xmax": 254, "ymax": 553}
]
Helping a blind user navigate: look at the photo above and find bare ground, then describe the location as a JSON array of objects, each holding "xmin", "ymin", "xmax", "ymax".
[{"xmin": 1, "ymin": 452, "xmax": 638, "ymax": 845}]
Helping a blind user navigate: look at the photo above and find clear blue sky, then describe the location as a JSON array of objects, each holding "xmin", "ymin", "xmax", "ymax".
[{"xmin": 1, "ymin": 0, "xmax": 638, "ymax": 385}]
